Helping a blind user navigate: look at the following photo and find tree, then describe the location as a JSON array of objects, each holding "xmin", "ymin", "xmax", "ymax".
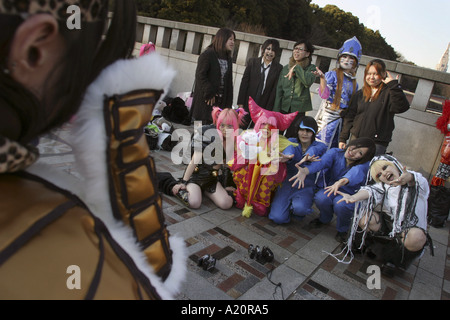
[
  {"xmin": 157, "ymin": 0, "xmax": 226, "ymax": 27},
  {"xmin": 258, "ymin": 0, "xmax": 289, "ymax": 38},
  {"xmin": 281, "ymin": 0, "xmax": 313, "ymax": 41},
  {"xmin": 135, "ymin": 0, "xmax": 163, "ymax": 17},
  {"xmin": 310, "ymin": 4, "xmax": 398, "ymax": 61}
]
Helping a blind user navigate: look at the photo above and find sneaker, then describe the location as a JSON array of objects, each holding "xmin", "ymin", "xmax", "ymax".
[{"xmin": 175, "ymin": 189, "xmax": 190, "ymax": 207}]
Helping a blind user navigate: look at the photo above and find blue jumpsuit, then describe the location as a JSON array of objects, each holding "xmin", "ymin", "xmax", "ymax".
[
  {"xmin": 310, "ymin": 148, "xmax": 369, "ymax": 232},
  {"xmin": 268, "ymin": 139, "xmax": 327, "ymax": 224}
]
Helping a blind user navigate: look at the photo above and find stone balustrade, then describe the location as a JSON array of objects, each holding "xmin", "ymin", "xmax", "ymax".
[{"xmin": 134, "ymin": 15, "xmax": 450, "ymax": 184}]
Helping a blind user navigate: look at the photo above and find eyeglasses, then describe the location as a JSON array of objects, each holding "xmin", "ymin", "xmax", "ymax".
[{"xmin": 293, "ymin": 47, "xmax": 307, "ymax": 52}]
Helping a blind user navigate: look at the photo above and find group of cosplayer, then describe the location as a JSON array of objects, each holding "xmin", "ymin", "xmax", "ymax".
[{"xmin": 161, "ymin": 37, "xmax": 434, "ymax": 276}]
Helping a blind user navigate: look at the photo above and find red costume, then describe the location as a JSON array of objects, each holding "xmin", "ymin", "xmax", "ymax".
[
  {"xmin": 229, "ymin": 98, "xmax": 298, "ymax": 217},
  {"xmin": 431, "ymin": 100, "xmax": 450, "ymax": 186}
]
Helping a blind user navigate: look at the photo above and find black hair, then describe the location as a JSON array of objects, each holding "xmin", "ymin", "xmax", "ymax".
[
  {"xmin": 0, "ymin": 0, "xmax": 137, "ymax": 144},
  {"xmin": 345, "ymin": 137, "xmax": 376, "ymax": 167},
  {"xmin": 261, "ymin": 39, "xmax": 280, "ymax": 57},
  {"xmin": 294, "ymin": 39, "xmax": 315, "ymax": 55}
]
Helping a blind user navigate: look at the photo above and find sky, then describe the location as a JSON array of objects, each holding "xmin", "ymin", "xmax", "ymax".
[{"xmin": 310, "ymin": 0, "xmax": 450, "ymax": 71}]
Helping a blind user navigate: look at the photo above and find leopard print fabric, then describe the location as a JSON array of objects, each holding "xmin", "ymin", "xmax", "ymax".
[
  {"xmin": 0, "ymin": 136, "xmax": 39, "ymax": 173},
  {"xmin": 0, "ymin": 0, "xmax": 108, "ymax": 22}
]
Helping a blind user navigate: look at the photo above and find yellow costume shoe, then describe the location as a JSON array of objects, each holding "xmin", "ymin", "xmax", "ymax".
[{"xmin": 242, "ymin": 204, "xmax": 253, "ymax": 218}]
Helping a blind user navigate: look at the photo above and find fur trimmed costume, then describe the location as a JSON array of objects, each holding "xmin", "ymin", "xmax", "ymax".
[{"xmin": 0, "ymin": 53, "xmax": 186, "ymax": 299}]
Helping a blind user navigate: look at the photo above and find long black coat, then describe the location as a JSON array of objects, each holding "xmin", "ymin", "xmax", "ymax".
[
  {"xmin": 189, "ymin": 47, "xmax": 233, "ymax": 124},
  {"xmin": 237, "ymin": 57, "xmax": 282, "ymax": 111}
]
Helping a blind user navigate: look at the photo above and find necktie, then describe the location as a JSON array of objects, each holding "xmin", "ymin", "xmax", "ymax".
[{"xmin": 255, "ymin": 63, "xmax": 270, "ymax": 102}]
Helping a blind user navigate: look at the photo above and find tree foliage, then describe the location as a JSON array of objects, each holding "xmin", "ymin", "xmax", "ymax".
[{"xmin": 136, "ymin": 0, "xmax": 399, "ymax": 62}]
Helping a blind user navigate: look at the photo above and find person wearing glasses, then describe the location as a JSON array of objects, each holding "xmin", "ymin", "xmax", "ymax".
[{"xmin": 274, "ymin": 39, "xmax": 318, "ymax": 138}]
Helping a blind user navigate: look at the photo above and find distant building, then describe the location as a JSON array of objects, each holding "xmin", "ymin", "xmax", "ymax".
[{"xmin": 436, "ymin": 43, "xmax": 449, "ymax": 72}]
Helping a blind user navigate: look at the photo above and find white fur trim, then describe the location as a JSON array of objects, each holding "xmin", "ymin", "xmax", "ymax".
[{"xmin": 32, "ymin": 54, "xmax": 186, "ymax": 298}]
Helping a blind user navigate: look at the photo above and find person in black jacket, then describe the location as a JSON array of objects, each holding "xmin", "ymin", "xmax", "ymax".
[
  {"xmin": 189, "ymin": 28, "xmax": 235, "ymax": 125},
  {"xmin": 237, "ymin": 39, "xmax": 283, "ymax": 127},
  {"xmin": 339, "ymin": 59, "xmax": 410, "ymax": 155}
]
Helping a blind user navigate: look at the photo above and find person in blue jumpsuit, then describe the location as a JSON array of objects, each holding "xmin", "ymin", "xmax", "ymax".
[
  {"xmin": 289, "ymin": 137, "xmax": 376, "ymax": 242},
  {"xmin": 269, "ymin": 116, "xmax": 327, "ymax": 224}
]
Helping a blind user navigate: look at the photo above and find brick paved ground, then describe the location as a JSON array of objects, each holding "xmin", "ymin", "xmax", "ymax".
[{"xmin": 37, "ymin": 123, "xmax": 450, "ymax": 300}]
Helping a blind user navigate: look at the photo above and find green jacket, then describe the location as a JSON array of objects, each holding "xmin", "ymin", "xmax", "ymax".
[{"xmin": 274, "ymin": 63, "xmax": 316, "ymax": 114}]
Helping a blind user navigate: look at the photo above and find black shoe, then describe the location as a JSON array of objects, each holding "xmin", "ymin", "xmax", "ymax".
[
  {"xmin": 335, "ymin": 231, "xmax": 348, "ymax": 244},
  {"xmin": 175, "ymin": 189, "xmax": 189, "ymax": 207},
  {"xmin": 309, "ymin": 218, "xmax": 325, "ymax": 229},
  {"xmin": 381, "ymin": 262, "xmax": 397, "ymax": 278}
]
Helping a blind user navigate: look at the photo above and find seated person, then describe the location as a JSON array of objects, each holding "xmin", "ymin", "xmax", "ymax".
[
  {"xmin": 230, "ymin": 98, "xmax": 298, "ymax": 218},
  {"xmin": 178, "ymin": 107, "xmax": 246, "ymax": 209},
  {"xmin": 269, "ymin": 116, "xmax": 327, "ymax": 224},
  {"xmin": 290, "ymin": 137, "xmax": 376, "ymax": 242},
  {"xmin": 336, "ymin": 154, "xmax": 433, "ymax": 276}
]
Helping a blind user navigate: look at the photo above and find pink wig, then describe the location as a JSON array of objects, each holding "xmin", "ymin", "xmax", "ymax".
[
  {"xmin": 254, "ymin": 114, "xmax": 278, "ymax": 132},
  {"xmin": 212, "ymin": 107, "xmax": 247, "ymax": 131}
]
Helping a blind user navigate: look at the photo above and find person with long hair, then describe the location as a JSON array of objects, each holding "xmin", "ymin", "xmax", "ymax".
[
  {"xmin": 0, "ymin": 0, "xmax": 185, "ymax": 299},
  {"xmin": 274, "ymin": 39, "xmax": 318, "ymax": 138},
  {"xmin": 314, "ymin": 37, "xmax": 362, "ymax": 149},
  {"xmin": 237, "ymin": 39, "xmax": 283, "ymax": 127},
  {"xmin": 339, "ymin": 59, "xmax": 410, "ymax": 155},
  {"xmin": 230, "ymin": 98, "xmax": 298, "ymax": 218},
  {"xmin": 289, "ymin": 137, "xmax": 376, "ymax": 242},
  {"xmin": 179, "ymin": 107, "xmax": 247, "ymax": 209},
  {"xmin": 189, "ymin": 27, "xmax": 236, "ymax": 125}
]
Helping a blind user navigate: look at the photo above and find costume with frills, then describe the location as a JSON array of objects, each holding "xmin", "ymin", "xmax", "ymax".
[
  {"xmin": 330, "ymin": 155, "xmax": 433, "ymax": 269},
  {"xmin": 229, "ymin": 98, "xmax": 298, "ymax": 217},
  {"xmin": 315, "ymin": 37, "xmax": 362, "ymax": 149}
]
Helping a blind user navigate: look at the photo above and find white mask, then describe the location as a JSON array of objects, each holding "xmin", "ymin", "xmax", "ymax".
[{"xmin": 339, "ymin": 56, "xmax": 355, "ymax": 70}]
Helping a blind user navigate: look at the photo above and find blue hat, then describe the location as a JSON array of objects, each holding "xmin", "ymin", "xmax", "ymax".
[{"xmin": 338, "ymin": 36, "xmax": 362, "ymax": 63}]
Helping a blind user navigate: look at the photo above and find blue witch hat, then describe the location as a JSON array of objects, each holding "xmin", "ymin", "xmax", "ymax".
[{"xmin": 338, "ymin": 36, "xmax": 362, "ymax": 63}]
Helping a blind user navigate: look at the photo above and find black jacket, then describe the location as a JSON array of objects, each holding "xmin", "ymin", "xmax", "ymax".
[
  {"xmin": 339, "ymin": 80, "xmax": 410, "ymax": 147},
  {"xmin": 189, "ymin": 47, "xmax": 233, "ymax": 124},
  {"xmin": 237, "ymin": 57, "xmax": 282, "ymax": 111}
]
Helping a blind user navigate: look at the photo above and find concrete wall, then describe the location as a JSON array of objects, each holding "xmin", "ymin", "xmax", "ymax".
[{"xmin": 133, "ymin": 16, "xmax": 450, "ymax": 184}]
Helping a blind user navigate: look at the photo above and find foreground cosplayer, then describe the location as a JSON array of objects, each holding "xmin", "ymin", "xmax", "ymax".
[{"xmin": 0, "ymin": 1, "xmax": 185, "ymax": 299}]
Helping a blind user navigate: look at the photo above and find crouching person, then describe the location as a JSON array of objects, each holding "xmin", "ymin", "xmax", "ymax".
[{"xmin": 336, "ymin": 155, "xmax": 433, "ymax": 276}]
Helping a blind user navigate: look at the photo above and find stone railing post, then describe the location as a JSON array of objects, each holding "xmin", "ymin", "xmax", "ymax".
[
  {"xmin": 411, "ymin": 78, "xmax": 435, "ymax": 111},
  {"xmin": 236, "ymin": 41, "xmax": 251, "ymax": 66},
  {"xmin": 169, "ymin": 29, "xmax": 180, "ymax": 50},
  {"xmin": 155, "ymin": 26, "xmax": 165, "ymax": 47}
]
